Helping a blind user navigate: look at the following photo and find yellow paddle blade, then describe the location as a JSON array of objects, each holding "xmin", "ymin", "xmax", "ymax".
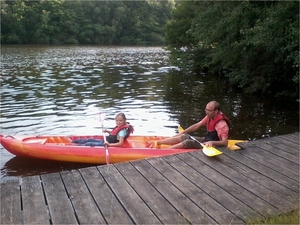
[
  {"xmin": 228, "ymin": 140, "xmax": 241, "ymax": 150},
  {"xmin": 227, "ymin": 139, "xmax": 247, "ymax": 151},
  {"xmin": 228, "ymin": 139, "xmax": 247, "ymax": 150},
  {"xmin": 200, "ymin": 143, "xmax": 223, "ymax": 157},
  {"xmin": 178, "ymin": 125, "xmax": 184, "ymax": 133},
  {"xmin": 202, "ymin": 147, "xmax": 223, "ymax": 157}
]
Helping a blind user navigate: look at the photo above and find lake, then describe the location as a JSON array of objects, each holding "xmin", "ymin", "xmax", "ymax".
[{"xmin": 0, "ymin": 45, "xmax": 298, "ymax": 181}]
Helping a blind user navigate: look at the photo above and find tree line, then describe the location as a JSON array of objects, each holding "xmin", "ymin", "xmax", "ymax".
[
  {"xmin": 1, "ymin": 0, "xmax": 174, "ymax": 45},
  {"xmin": 165, "ymin": 0, "xmax": 299, "ymax": 99},
  {"xmin": 1, "ymin": 0, "xmax": 298, "ymax": 99}
]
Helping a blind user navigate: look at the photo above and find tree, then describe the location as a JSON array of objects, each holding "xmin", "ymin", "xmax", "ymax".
[
  {"xmin": 1, "ymin": 0, "xmax": 174, "ymax": 45},
  {"xmin": 165, "ymin": 1, "xmax": 299, "ymax": 99},
  {"xmin": 1, "ymin": 0, "xmax": 27, "ymax": 43}
]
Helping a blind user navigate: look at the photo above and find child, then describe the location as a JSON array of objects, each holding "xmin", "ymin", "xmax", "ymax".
[
  {"xmin": 103, "ymin": 112, "xmax": 134, "ymax": 147},
  {"xmin": 72, "ymin": 112, "xmax": 133, "ymax": 147}
]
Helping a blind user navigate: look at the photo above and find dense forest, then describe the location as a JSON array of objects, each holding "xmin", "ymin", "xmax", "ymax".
[
  {"xmin": 1, "ymin": 0, "xmax": 299, "ymax": 99},
  {"xmin": 1, "ymin": 0, "xmax": 174, "ymax": 45},
  {"xmin": 165, "ymin": 1, "xmax": 299, "ymax": 99}
]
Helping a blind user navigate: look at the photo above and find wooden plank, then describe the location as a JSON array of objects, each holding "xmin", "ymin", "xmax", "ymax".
[
  {"xmin": 231, "ymin": 133, "xmax": 299, "ymax": 154},
  {"xmin": 132, "ymin": 158, "xmax": 219, "ymax": 224},
  {"xmin": 79, "ymin": 166, "xmax": 133, "ymax": 224},
  {"xmin": 221, "ymin": 151, "xmax": 298, "ymax": 204},
  {"xmin": 249, "ymin": 136, "xmax": 299, "ymax": 158},
  {"xmin": 176, "ymin": 152, "xmax": 281, "ymax": 218},
  {"xmin": 190, "ymin": 150, "xmax": 297, "ymax": 213},
  {"xmin": 272, "ymin": 135, "xmax": 299, "ymax": 154},
  {"xmin": 280, "ymin": 133, "xmax": 299, "ymax": 145},
  {"xmin": 60, "ymin": 170, "xmax": 106, "ymax": 224},
  {"xmin": 161, "ymin": 154, "xmax": 263, "ymax": 222},
  {"xmin": 98, "ymin": 164, "xmax": 162, "ymax": 224},
  {"xmin": 224, "ymin": 149, "xmax": 299, "ymax": 193},
  {"xmin": 115, "ymin": 161, "xmax": 189, "ymax": 224},
  {"xmin": 21, "ymin": 176, "xmax": 49, "ymax": 224},
  {"xmin": 0, "ymin": 180, "xmax": 22, "ymax": 224},
  {"xmin": 147, "ymin": 156, "xmax": 245, "ymax": 224},
  {"xmin": 237, "ymin": 142, "xmax": 299, "ymax": 180},
  {"xmin": 41, "ymin": 172, "xmax": 78, "ymax": 224},
  {"xmin": 253, "ymin": 138, "xmax": 299, "ymax": 162}
]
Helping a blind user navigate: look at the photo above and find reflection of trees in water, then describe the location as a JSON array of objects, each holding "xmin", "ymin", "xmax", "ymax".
[{"xmin": 163, "ymin": 70, "xmax": 298, "ymax": 140}]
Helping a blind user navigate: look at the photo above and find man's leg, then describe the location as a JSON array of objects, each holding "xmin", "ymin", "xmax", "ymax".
[{"xmin": 156, "ymin": 134, "xmax": 184, "ymax": 145}]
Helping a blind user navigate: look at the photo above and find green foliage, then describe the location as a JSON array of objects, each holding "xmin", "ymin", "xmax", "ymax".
[
  {"xmin": 165, "ymin": 1, "xmax": 299, "ymax": 99},
  {"xmin": 1, "ymin": 0, "xmax": 174, "ymax": 45},
  {"xmin": 248, "ymin": 209, "xmax": 299, "ymax": 224}
]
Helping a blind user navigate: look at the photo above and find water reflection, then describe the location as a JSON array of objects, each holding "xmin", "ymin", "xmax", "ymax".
[{"xmin": 0, "ymin": 45, "xmax": 298, "ymax": 180}]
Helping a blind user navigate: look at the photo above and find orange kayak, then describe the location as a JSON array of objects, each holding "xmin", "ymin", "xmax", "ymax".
[
  {"xmin": 0, "ymin": 134, "xmax": 197, "ymax": 164},
  {"xmin": 0, "ymin": 134, "xmax": 245, "ymax": 164}
]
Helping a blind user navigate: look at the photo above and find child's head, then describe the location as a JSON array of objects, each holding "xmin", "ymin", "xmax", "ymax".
[{"xmin": 115, "ymin": 112, "xmax": 127, "ymax": 127}]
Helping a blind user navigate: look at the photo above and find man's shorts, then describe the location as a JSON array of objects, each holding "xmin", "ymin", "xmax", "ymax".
[{"xmin": 181, "ymin": 134, "xmax": 204, "ymax": 149}]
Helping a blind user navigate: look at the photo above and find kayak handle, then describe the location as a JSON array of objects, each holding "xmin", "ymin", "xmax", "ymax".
[{"xmin": 5, "ymin": 135, "xmax": 15, "ymax": 139}]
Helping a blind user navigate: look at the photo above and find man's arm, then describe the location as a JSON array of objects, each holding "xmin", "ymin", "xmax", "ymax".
[
  {"xmin": 181, "ymin": 117, "xmax": 207, "ymax": 134},
  {"xmin": 205, "ymin": 137, "xmax": 228, "ymax": 147}
]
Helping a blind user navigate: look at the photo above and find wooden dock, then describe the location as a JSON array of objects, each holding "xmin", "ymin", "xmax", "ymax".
[{"xmin": 1, "ymin": 133, "xmax": 299, "ymax": 224}]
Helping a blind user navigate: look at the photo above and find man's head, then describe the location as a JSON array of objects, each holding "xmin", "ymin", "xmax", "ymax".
[{"xmin": 205, "ymin": 101, "xmax": 220, "ymax": 118}]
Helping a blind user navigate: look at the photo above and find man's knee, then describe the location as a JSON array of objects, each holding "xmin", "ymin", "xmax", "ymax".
[
  {"xmin": 182, "ymin": 139, "xmax": 202, "ymax": 149},
  {"xmin": 180, "ymin": 134, "xmax": 189, "ymax": 141}
]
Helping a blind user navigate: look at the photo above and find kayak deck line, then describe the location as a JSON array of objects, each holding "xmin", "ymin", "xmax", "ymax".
[{"xmin": 1, "ymin": 132, "xmax": 298, "ymax": 224}]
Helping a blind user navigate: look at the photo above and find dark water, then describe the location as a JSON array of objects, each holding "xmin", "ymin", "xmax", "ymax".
[{"xmin": 1, "ymin": 45, "xmax": 298, "ymax": 181}]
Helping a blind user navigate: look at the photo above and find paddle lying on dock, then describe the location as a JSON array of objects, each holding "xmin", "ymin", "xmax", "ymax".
[
  {"xmin": 98, "ymin": 112, "xmax": 110, "ymax": 164},
  {"xmin": 178, "ymin": 125, "xmax": 223, "ymax": 157}
]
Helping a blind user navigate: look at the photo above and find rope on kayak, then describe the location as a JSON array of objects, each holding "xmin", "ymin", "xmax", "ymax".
[{"xmin": 5, "ymin": 135, "xmax": 15, "ymax": 139}]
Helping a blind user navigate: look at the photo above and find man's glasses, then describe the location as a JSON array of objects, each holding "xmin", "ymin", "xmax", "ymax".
[{"xmin": 205, "ymin": 108, "xmax": 215, "ymax": 112}]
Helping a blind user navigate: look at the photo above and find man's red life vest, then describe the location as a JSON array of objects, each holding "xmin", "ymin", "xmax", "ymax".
[
  {"xmin": 205, "ymin": 112, "xmax": 230, "ymax": 141},
  {"xmin": 206, "ymin": 112, "xmax": 230, "ymax": 132}
]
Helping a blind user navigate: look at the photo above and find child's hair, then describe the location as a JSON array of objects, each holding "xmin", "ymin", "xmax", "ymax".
[{"xmin": 116, "ymin": 112, "xmax": 126, "ymax": 120}]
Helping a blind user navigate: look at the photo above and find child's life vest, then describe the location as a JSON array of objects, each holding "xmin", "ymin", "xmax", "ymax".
[{"xmin": 106, "ymin": 123, "xmax": 134, "ymax": 143}]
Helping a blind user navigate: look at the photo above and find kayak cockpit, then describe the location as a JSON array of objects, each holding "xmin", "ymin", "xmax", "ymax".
[
  {"xmin": 22, "ymin": 136, "xmax": 71, "ymax": 145},
  {"xmin": 20, "ymin": 135, "xmax": 158, "ymax": 149}
]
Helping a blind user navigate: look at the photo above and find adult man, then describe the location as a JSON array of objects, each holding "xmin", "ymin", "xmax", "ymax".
[{"xmin": 152, "ymin": 101, "xmax": 230, "ymax": 149}]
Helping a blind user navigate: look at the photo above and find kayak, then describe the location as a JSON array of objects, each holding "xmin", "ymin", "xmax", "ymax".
[{"xmin": 0, "ymin": 134, "xmax": 245, "ymax": 164}]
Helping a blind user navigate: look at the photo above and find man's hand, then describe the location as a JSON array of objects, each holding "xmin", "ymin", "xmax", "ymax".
[{"xmin": 203, "ymin": 141, "xmax": 214, "ymax": 147}]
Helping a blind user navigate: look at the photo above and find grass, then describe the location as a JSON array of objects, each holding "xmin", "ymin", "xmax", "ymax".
[{"xmin": 248, "ymin": 209, "xmax": 299, "ymax": 224}]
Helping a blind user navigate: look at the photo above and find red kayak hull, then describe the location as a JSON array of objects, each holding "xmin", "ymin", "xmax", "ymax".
[{"xmin": 0, "ymin": 134, "xmax": 196, "ymax": 164}]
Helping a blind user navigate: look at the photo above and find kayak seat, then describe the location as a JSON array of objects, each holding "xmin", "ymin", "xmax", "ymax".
[
  {"xmin": 22, "ymin": 138, "xmax": 48, "ymax": 144},
  {"xmin": 44, "ymin": 137, "xmax": 72, "ymax": 144}
]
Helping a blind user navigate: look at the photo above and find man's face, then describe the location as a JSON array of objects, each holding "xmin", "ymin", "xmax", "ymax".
[{"xmin": 205, "ymin": 103, "xmax": 217, "ymax": 118}]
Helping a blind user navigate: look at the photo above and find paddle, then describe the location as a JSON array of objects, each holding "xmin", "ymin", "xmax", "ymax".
[
  {"xmin": 98, "ymin": 112, "xmax": 109, "ymax": 164},
  {"xmin": 178, "ymin": 125, "xmax": 223, "ymax": 157}
]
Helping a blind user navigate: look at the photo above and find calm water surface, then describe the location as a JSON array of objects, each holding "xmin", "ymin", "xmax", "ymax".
[{"xmin": 0, "ymin": 45, "xmax": 298, "ymax": 181}]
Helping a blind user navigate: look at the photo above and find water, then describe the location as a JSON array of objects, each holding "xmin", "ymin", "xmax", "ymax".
[{"xmin": 1, "ymin": 45, "xmax": 298, "ymax": 181}]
